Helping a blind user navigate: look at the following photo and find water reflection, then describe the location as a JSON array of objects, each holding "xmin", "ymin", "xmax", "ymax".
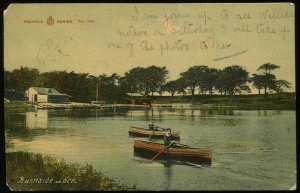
[
  {"xmin": 178, "ymin": 108, "xmax": 187, "ymax": 121},
  {"xmin": 257, "ymin": 110, "xmax": 266, "ymax": 116},
  {"xmin": 163, "ymin": 160, "xmax": 173, "ymax": 190},
  {"xmin": 26, "ymin": 110, "xmax": 48, "ymax": 129},
  {"xmin": 191, "ymin": 110, "xmax": 195, "ymax": 121},
  {"xmin": 136, "ymin": 108, "xmax": 238, "ymax": 122},
  {"xmin": 5, "ymin": 111, "xmax": 48, "ymax": 142},
  {"xmin": 143, "ymin": 108, "xmax": 152, "ymax": 121},
  {"xmin": 256, "ymin": 110, "xmax": 281, "ymax": 116},
  {"xmin": 196, "ymin": 117, "xmax": 243, "ymax": 127},
  {"xmin": 200, "ymin": 109, "xmax": 234, "ymax": 116},
  {"xmin": 5, "ymin": 108, "xmax": 244, "ymax": 143},
  {"xmin": 48, "ymin": 108, "xmax": 131, "ymax": 118},
  {"xmin": 5, "ymin": 112, "xmax": 26, "ymax": 129}
]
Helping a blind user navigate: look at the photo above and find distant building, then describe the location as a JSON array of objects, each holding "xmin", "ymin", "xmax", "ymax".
[
  {"xmin": 25, "ymin": 87, "xmax": 70, "ymax": 103},
  {"xmin": 124, "ymin": 93, "xmax": 151, "ymax": 105}
]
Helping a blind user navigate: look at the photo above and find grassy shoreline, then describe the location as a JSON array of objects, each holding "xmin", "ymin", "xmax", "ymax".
[
  {"xmin": 4, "ymin": 92, "xmax": 295, "ymax": 111},
  {"xmin": 151, "ymin": 92, "xmax": 296, "ymax": 110},
  {"xmin": 4, "ymin": 101, "xmax": 35, "ymax": 112},
  {"xmin": 6, "ymin": 151, "xmax": 136, "ymax": 191}
]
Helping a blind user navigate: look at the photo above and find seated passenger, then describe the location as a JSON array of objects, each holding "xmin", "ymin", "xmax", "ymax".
[
  {"xmin": 148, "ymin": 122, "xmax": 155, "ymax": 130},
  {"xmin": 164, "ymin": 128, "xmax": 175, "ymax": 147}
]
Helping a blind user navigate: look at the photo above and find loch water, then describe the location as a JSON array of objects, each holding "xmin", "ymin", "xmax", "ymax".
[{"xmin": 5, "ymin": 108, "xmax": 296, "ymax": 190}]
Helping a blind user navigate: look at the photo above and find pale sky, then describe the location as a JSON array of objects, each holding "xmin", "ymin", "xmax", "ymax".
[{"xmin": 4, "ymin": 3, "xmax": 295, "ymax": 92}]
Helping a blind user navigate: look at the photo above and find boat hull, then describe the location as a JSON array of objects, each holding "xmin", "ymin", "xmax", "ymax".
[
  {"xmin": 129, "ymin": 126, "xmax": 180, "ymax": 139},
  {"xmin": 133, "ymin": 140, "xmax": 212, "ymax": 165}
]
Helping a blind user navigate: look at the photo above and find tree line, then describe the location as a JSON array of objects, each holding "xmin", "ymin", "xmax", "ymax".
[{"xmin": 4, "ymin": 63, "xmax": 291, "ymax": 103}]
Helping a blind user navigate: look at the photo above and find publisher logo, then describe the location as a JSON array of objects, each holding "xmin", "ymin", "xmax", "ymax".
[{"xmin": 46, "ymin": 16, "xmax": 54, "ymax": 26}]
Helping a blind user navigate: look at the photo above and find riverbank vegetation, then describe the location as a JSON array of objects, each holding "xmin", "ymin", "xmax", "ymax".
[
  {"xmin": 152, "ymin": 92, "xmax": 295, "ymax": 110},
  {"xmin": 4, "ymin": 101, "xmax": 35, "ymax": 112},
  {"xmin": 4, "ymin": 92, "xmax": 295, "ymax": 110},
  {"xmin": 6, "ymin": 151, "xmax": 136, "ymax": 191},
  {"xmin": 4, "ymin": 63, "xmax": 293, "ymax": 104}
]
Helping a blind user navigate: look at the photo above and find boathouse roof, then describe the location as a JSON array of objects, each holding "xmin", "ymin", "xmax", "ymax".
[{"xmin": 30, "ymin": 87, "xmax": 67, "ymax": 96}]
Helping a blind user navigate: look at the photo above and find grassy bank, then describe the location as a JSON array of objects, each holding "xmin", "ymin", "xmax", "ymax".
[
  {"xmin": 4, "ymin": 92, "xmax": 295, "ymax": 111},
  {"xmin": 151, "ymin": 92, "xmax": 296, "ymax": 110},
  {"xmin": 4, "ymin": 101, "xmax": 35, "ymax": 112},
  {"xmin": 6, "ymin": 151, "xmax": 136, "ymax": 191}
]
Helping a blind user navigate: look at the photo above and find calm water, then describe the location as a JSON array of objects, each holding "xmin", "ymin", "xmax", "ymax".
[{"xmin": 5, "ymin": 108, "xmax": 296, "ymax": 190}]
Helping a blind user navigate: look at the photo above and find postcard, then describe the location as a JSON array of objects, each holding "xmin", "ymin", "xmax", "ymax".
[{"xmin": 4, "ymin": 3, "xmax": 296, "ymax": 191}]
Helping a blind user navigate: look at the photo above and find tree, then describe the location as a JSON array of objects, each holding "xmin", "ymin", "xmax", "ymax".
[
  {"xmin": 146, "ymin": 65, "xmax": 169, "ymax": 96},
  {"xmin": 201, "ymin": 68, "xmax": 219, "ymax": 95},
  {"xmin": 215, "ymin": 70, "xmax": 227, "ymax": 95},
  {"xmin": 40, "ymin": 70, "xmax": 98, "ymax": 102},
  {"xmin": 121, "ymin": 67, "xmax": 147, "ymax": 94},
  {"xmin": 11, "ymin": 66, "xmax": 40, "ymax": 91},
  {"xmin": 120, "ymin": 65, "xmax": 168, "ymax": 96},
  {"xmin": 4, "ymin": 70, "xmax": 17, "ymax": 90},
  {"xmin": 164, "ymin": 80, "xmax": 178, "ymax": 96},
  {"xmin": 34, "ymin": 74, "xmax": 50, "ymax": 87},
  {"xmin": 86, "ymin": 75, "xmax": 100, "ymax": 101},
  {"xmin": 258, "ymin": 63, "xmax": 280, "ymax": 74},
  {"xmin": 251, "ymin": 73, "xmax": 264, "ymax": 94},
  {"xmin": 221, "ymin": 65, "xmax": 250, "ymax": 96},
  {"xmin": 4, "ymin": 70, "xmax": 19, "ymax": 100},
  {"xmin": 98, "ymin": 73, "xmax": 121, "ymax": 102},
  {"xmin": 257, "ymin": 63, "xmax": 280, "ymax": 98},
  {"xmin": 180, "ymin": 65, "xmax": 208, "ymax": 100},
  {"xmin": 175, "ymin": 77, "xmax": 187, "ymax": 97},
  {"xmin": 271, "ymin": 79, "xmax": 291, "ymax": 94},
  {"xmin": 234, "ymin": 84, "xmax": 251, "ymax": 95},
  {"xmin": 260, "ymin": 73, "xmax": 277, "ymax": 97}
]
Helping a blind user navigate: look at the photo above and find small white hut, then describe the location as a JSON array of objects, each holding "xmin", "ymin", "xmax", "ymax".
[{"xmin": 25, "ymin": 87, "xmax": 70, "ymax": 103}]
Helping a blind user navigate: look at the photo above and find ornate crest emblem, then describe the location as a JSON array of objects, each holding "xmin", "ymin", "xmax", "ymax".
[{"xmin": 46, "ymin": 16, "xmax": 54, "ymax": 26}]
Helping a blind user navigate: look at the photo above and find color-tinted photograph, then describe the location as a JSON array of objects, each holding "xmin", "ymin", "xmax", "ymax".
[{"xmin": 4, "ymin": 3, "xmax": 296, "ymax": 191}]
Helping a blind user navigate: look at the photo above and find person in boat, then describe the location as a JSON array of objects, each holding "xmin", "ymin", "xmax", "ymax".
[
  {"xmin": 164, "ymin": 128, "xmax": 175, "ymax": 147},
  {"xmin": 148, "ymin": 122, "xmax": 155, "ymax": 130}
]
